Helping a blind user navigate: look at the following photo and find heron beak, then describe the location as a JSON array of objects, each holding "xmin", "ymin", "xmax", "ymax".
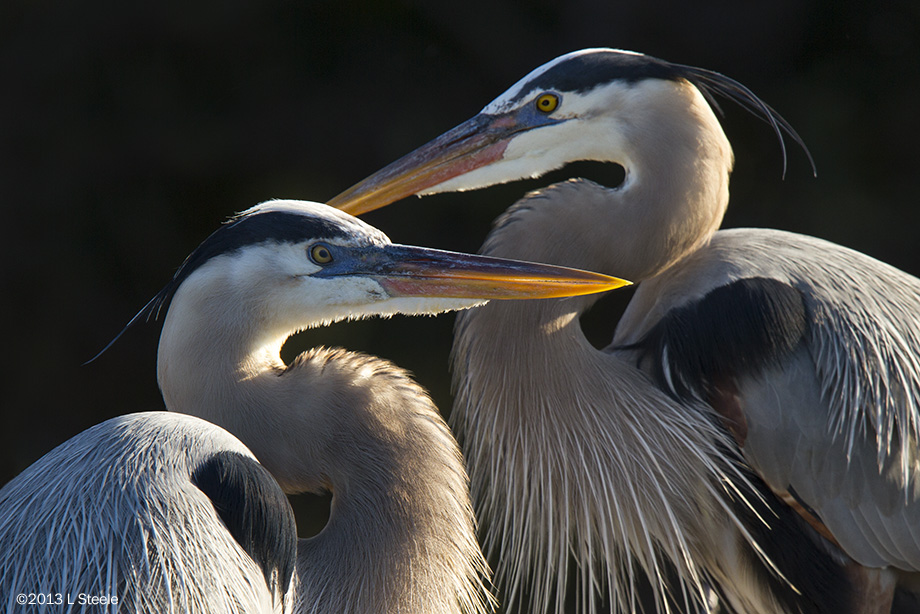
[
  {"xmin": 366, "ymin": 244, "xmax": 630, "ymax": 299},
  {"xmin": 328, "ymin": 113, "xmax": 520, "ymax": 216}
]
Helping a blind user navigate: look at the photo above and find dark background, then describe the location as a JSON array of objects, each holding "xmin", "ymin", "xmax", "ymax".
[{"xmin": 2, "ymin": 0, "xmax": 918, "ymax": 572}]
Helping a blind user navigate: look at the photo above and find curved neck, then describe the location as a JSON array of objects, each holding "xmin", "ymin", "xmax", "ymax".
[
  {"xmin": 292, "ymin": 355, "xmax": 492, "ymax": 613},
  {"xmin": 483, "ymin": 81, "xmax": 732, "ymax": 284},
  {"xmin": 612, "ymin": 80, "xmax": 733, "ymax": 281},
  {"xmin": 451, "ymin": 90, "xmax": 738, "ymax": 609},
  {"xmin": 157, "ymin": 288, "xmax": 491, "ymax": 614}
]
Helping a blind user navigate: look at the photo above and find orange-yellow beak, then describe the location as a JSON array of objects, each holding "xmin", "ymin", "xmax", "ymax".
[
  {"xmin": 328, "ymin": 113, "xmax": 521, "ymax": 217},
  {"xmin": 326, "ymin": 111, "xmax": 630, "ymax": 296},
  {"xmin": 348, "ymin": 243, "xmax": 630, "ymax": 299}
]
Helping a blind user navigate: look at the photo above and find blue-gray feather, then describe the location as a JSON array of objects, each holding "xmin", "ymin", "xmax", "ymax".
[
  {"xmin": 615, "ymin": 228, "xmax": 920, "ymax": 573},
  {"xmin": 0, "ymin": 412, "xmax": 294, "ymax": 613}
]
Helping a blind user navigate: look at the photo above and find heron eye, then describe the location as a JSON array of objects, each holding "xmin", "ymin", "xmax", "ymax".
[
  {"xmin": 309, "ymin": 244, "xmax": 333, "ymax": 265},
  {"xmin": 535, "ymin": 93, "xmax": 559, "ymax": 114}
]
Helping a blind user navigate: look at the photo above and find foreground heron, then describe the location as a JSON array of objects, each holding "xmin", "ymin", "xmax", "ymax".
[
  {"xmin": 1, "ymin": 412, "xmax": 298, "ymax": 612},
  {"xmin": 0, "ymin": 199, "xmax": 625, "ymax": 613},
  {"xmin": 329, "ymin": 49, "xmax": 920, "ymax": 613}
]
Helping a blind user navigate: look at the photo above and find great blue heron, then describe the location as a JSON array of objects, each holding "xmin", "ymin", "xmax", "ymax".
[
  {"xmin": 0, "ymin": 199, "xmax": 625, "ymax": 613},
  {"xmin": 328, "ymin": 49, "xmax": 920, "ymax": 613}
]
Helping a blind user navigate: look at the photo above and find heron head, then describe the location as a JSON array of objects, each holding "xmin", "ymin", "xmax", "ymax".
[
  {"xmin": 328, "ymin": 48, "xmax": 812, "ymax": 217},
  {"xmin": 97, "ymin": 199, "xmax": 626, "ymax": 362}
]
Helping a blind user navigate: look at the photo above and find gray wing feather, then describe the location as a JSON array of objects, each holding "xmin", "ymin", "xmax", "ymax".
[
  {"xmin": 0, "ymin": 412, "xmax": 285, "ymax": 613},
  {"xmin": 616, "ymin": 227, "xmax": 920, "ymax": 571},
  {"xmin": 740, "ymin": 348, "xmax": 920, "ymax": 570}
]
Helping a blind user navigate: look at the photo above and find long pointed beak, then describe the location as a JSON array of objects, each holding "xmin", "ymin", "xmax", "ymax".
[
  {"xmin": 328, "ymin": 113, "xmax": 519, "ymax": 217},
  {"xmin": 350, "ymin": 244, "xmax": 630, "ymax": 299}
]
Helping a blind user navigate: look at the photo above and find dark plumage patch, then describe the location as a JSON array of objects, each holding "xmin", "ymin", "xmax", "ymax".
[
  {"xmin": 893, "ymin": 589, "xmax": 920, "ymax": 613},
  {"xmin": 192, "ymin": 451, "xmax": 298, "ymax": 597},
  {"xmin": 88, "ymin": 209, "xmax": 350, "ymax": 361},
  {"xmin": 513, "ymin": 50, "xmax": 814, "ymax": 176},
  {"xmin": 151, "ymin": 211, "xmax": 347, "ymax": 318},
  {"xmin": 629, "ymin": 278, "xmax": 853, "ymax": 611},
  {"xmin": 628, "ymin": 277, "xmax": 807, "ymax": 403},
  {"xmin": 728, "ymin": 477, "xmax": 854, "ymax": 614},
  {"xmin": 517, "ymin": 51, "xmax": 683, "ymax": 98}
]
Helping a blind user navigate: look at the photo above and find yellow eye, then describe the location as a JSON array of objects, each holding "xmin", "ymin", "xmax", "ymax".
[
  {"xmin": 535, "ymin": 93, "xmax": 559, "ymax": 114},
  {"xmin": 310, "ymin": 243, "xmax": 333, "ymax": 264}
]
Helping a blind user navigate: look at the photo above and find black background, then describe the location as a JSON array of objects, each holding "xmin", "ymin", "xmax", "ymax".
[{"xmin": 2, "ymin": 0, "xmax": 919, "ymax": 565}]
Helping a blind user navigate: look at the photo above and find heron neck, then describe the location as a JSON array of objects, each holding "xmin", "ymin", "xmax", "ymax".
[
  {"xmin": 290, "ymin": 350, "xmax": 492, "ymax": 613},
  {"xmin": 452, "ymin": 90, "xmax": 737, "ymax": 600},
  {"xmin": 453, "ymin": 296, "xmax": 670, "ymax": 437},
  {"xmin": 157, "ymin": 305, "xmax": 491, "ymax": 614},
  {"xmin": 612, "ymin": 80, "xmax": 733, "ymax": 281},
  {"xmin": 452, "ymin": 81, "xmax": 734, "ymax": 612},
  {"xmin": 155, "ymin": 287, "xmax": 287, "ymax": 463}
]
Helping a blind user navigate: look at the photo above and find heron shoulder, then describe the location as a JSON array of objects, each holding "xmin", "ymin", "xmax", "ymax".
[
  {"xmin": 623, "ymin": 276, "xmax": 807, "ymax": 404},
  {"xmin": 0, "ymin": 412, "xmax": 292, "ymax": 612},
  {"xmin": 616, "ymin": 227, "xmax": 920, "ymax": 576}
]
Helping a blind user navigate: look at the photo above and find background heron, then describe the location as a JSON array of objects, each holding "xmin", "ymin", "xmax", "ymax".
[
  {"xmin": 328, "ymin": 49, "xmax": 920, "ymax": 613},
  {"xmin": 0, "ymin": 200, "xmax": 624, "ymax": 613}
]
